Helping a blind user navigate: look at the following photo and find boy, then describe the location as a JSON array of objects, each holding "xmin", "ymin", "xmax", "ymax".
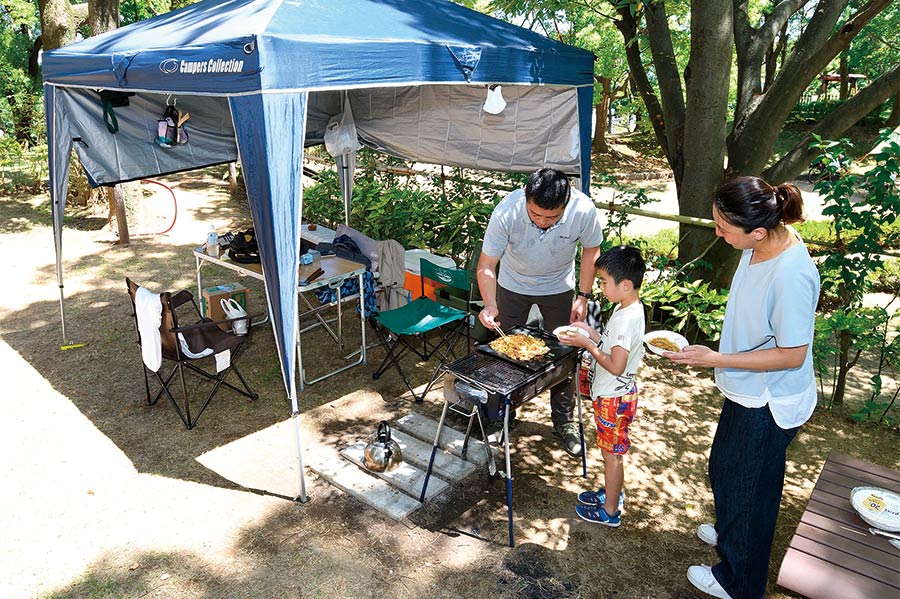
[{"xmin": 555, "ymin": 245, "xmax": 646, "ymax": 527}]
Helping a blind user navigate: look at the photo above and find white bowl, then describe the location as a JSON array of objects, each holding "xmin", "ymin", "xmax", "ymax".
[
  {"xmin": 850, "ymin": 486, "xmax": 900, "ymax": 532},
  {"xmin": 643, "ymin": 331, "xmax": 688, "ymax": 356},
  {"xmin": 552, "ymin": 325, "xmax": 590, "ymax": 340}
]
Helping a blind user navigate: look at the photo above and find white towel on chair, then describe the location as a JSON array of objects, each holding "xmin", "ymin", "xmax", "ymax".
[{"xmin": 135, "ymin": 286, "xmax": 162, "ymax": 372}]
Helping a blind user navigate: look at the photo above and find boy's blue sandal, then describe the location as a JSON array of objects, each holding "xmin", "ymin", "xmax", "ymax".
[
  {"xmin": 577, "ymin": 487, "xmax": 625, "ymax": 511},
  {"xmin": 575, "ymin": 504, "xmax": 621, "ymax": 527}
]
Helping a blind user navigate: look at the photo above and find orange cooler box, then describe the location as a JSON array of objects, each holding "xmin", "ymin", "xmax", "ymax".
[{"xmin": 404, "ymin": 249, "xmax": 456, "ymax": 300}]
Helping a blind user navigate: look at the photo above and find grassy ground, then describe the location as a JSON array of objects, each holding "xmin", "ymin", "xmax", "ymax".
[{"xmin": 1, "ymin": 168, "xmax": 898, "ymax": 599}]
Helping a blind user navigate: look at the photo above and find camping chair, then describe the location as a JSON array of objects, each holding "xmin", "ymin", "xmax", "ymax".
[
  {"xmin": 371, "ymin": 258, "xmax": 472, "ymax": 402},
  {"xmin": 430, "ymin": 243, "xmax": 490, "ymax": 343},
  {"xmin": 125, "ymin": 278, "xmax": 258, "ymax": 429}
]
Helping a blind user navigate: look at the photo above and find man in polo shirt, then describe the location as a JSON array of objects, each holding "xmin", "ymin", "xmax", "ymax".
[{"xmin": 476, "ymin": 168, "xmax": 603, "ymax": 456}]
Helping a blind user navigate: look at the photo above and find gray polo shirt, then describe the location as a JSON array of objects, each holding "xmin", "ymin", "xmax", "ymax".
[{"xmin": 482, "ymin": 187, "xmax": 603, "ymax": 295}]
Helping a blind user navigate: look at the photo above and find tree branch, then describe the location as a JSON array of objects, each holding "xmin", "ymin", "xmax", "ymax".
[
  {"xmin": 733, "ymin": 0, "xmax": 808, "ymax": 119},
  {"xmin": 644, "ymin": 0, "xmax": 685, "ymax": 179},
  {"xmin": 763, "ymin": 62, "xmax": 900, "ymax": 183},
  {"xmin": 610, "ymin": 2, "xmax": 674, "ymax": 174},
  {"xmin": 729, "ymin": 0, "xmax": 889, "ymax": 174}
]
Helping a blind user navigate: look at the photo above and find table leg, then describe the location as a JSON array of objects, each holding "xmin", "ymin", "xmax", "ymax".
[
  {"xmin": 195, "ymin": 254, "xmax": 203, "ymax": 307},
  {"xmin": 335, "ymin": 281, "xmax": 343, "ymax": 349},
  {"xmin": 297, "ymin": 332, "xmax": 305, "ymax": 393},
  {"xmin": 358, "ymin": 271, "xmax": 366, "ymax": 365}
]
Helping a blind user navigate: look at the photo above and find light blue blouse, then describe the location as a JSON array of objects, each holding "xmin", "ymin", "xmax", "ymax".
[{"xmin": 714, "ymin": 234, "xmax": 820, "ymax": 429}]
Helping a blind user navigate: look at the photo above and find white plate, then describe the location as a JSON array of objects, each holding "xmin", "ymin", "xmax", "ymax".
[
  {"xmin": 552, "ymin": 325, "xmax": 590, "ymax": 340},
  {"xmin": 850, "ymin": 486, "xmax": 900, "ymax": 532},
  {"xmin": 643, "ymin": 331, "xmax": 688, "ymax": 355}
]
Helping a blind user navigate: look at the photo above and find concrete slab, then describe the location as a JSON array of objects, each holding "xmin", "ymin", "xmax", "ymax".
[
  {"xmin": 390, "ymin": 429, "xmax": 476, "ymax": 483},
  {"xmin": 393, "ymin": 413, "xmax": 497, "ymax": 468},
  {"xmin": 340, "ymin": 442, "xmax": 448, "ymax": 501},
  {"xmin": 311, "ymin": 456, "xmax": 422, "ymax": 521}
]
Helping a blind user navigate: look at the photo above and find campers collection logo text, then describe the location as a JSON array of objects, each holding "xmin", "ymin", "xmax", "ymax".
[{"xmin": 159, "ymin": 57, "xmax": 245, "ymax": 75}]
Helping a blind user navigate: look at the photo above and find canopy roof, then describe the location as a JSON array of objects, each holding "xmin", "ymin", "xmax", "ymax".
[{"xmin": 42, "ymin": 0, "xmax": 594, "ymax": 93}]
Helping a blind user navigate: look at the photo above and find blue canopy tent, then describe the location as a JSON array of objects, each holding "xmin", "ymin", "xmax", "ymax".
[{"xmin": 42, "ymin": 0, "xmax": 595, "ymax": 501}]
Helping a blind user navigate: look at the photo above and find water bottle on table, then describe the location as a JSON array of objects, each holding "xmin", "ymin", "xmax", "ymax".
[{"xmin": 206, "ymin": 225, "xmax": 218, "ymax": 256}]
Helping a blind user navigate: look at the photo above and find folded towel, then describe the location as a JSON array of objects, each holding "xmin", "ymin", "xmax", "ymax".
[
  {"xmin": 177, "ymin": 333, "xmax": 213, "ymax": 359},
  {"xmin": 135, "ymin": 287, "xmax": 162, "ymax": 372}
]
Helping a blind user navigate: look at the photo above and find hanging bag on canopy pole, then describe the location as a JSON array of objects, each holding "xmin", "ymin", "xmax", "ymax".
[
  {"xmin": 156, "ymin": 98, "xmax": 190, "ymax": 148},
  {"xmin": 324, "ymin": 94, "xmax": 362, "ymax": 157}
]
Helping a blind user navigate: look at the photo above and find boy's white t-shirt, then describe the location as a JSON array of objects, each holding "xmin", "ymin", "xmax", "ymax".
[{"xmin": 590, "ymin": 302, "xmax": 645, "ymax": 398}]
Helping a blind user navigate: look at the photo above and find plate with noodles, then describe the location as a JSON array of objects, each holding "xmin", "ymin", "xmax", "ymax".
[
  {"xmin": 552, "ymin": 325, "xmax": 590, "ymax": 341},
  {"xmin": 643, "ymin": 331, "xmax": 688, "ymax": 356}
]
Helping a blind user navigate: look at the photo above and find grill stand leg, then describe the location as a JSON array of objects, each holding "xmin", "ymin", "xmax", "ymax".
[
  {"xmin": 419, "ymin": 399, "xmax": 450, "ymax": 503},
  {"xmin": 475, "ymin": 407, "xmax": 496, "ymax": 476},
  {"xmin": 461, "ymin": 406, "xmax": 476, "ymax": 460},
  {"xmin": 504, "ymin": 398, "xmax": 514, "ymax": 548}
]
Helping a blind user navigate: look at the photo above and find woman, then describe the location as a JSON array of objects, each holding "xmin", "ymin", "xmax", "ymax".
[{"xmin": 665, "ymin": 176, "xmax": 820, "ymax": 599}]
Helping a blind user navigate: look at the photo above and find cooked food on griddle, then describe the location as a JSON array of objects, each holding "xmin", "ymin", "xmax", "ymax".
[
  {"xmin": 490, "ymin": 334, "xmax": 550, "ymax": 361},
  {"xmin": 647, "ymin": 337, "xmax": 681, "ymax": 352}
]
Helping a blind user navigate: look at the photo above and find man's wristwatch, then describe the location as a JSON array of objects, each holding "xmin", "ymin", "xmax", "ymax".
[{"xmin": 576, "ymin": 291, "xmax": 592, "ymax": 299}]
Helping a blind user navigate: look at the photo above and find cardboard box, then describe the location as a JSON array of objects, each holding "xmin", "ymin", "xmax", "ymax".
[{"xmin": 201, "ymin": 283, "xmax": 249, "ymax": 331}]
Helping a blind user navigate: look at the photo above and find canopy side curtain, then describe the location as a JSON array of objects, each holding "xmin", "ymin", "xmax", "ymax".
[
  {"xmin": 577, "ymin": 86, "xmax": 593, "ymax": 195},
  {"xmin": 44, "ymin": 84, "xmax": 75, "ymax": 343},
  {"xmin": 229, "ymin": 91, "xmax": 310, "ymax": 500}
]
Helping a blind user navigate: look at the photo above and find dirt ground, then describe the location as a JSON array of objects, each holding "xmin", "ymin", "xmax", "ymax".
[{"xmin": 1, "ymin": 169, "xmax": 897, "ymax": 599}]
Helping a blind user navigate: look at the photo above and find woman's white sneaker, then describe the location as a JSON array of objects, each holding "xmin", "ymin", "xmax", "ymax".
[
  {"xmin": 697, "ymin": 523, "xmax": 718, "ymax": 546},
  {"xmin": 687, "ymin": 564, "xmax": 733, "ymax": 599}
]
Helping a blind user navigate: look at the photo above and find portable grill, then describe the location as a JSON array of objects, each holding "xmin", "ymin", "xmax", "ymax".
[{"xmin": 418, "ymin": 325, "xmax": 587, "ymax": 547}]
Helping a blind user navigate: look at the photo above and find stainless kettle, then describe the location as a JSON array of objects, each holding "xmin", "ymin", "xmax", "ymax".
[{"xmin": 363, "ymin": 421, "xmax": 403, "ymax": 472}]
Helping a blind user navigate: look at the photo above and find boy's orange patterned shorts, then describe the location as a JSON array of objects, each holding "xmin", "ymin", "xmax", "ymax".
[{"xmin": 591, "ymin": 386, "xmax": 638, "ymax": 455}]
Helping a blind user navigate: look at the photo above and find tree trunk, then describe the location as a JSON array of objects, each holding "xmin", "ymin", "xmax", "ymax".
[
  {"xmin": 37, "ymin": 0, "xmax": 76, "ymax": 51},
  {"xmin": 832, "ymin": 330, "xmax": 852, "ymax": 406},
  {"xmin": 612, "ymin": 5, "xmax": 673, "ymax": 179},
  {"xmin": 88, "ymin": 0, "xmax": 118, "ymax": 36},
  {"xmin": 90, "ymin": 0, "xmax": 129, "ymax": 243},
  {"xmin": 592, "ymin": 76, "xmax": 611, "ymax": 154},
  {"xmin": 839, "ymin": 53, "xmax": 850, "ymax": 100},
  {"xmin": 888, "ymin": 92, "xmax": 900, "ymax": 128},
  {"xmin": 107, "ymin": 186, "xmax": 130, "ymax": 246},
  {"xmin": 229, "ymin": 162, "xmax": 238, "ymax": 194},
  {"xmin": 675, "ymin": 1, "xmax": 734, "ymax": 284}
]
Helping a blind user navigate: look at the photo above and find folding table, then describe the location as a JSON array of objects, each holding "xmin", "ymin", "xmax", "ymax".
[{"xmin": 193, "ymin": 247, "xmax": 368, "ymax": 389}]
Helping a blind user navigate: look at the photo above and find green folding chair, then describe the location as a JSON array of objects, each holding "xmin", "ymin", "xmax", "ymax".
[{"xmin": 371, "ymin": 258, "xmax": 472, "ymax": 402}]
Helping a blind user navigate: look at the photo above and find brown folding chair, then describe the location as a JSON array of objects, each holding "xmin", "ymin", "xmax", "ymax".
[{"xmin": 125, "ymin": 277, "xmax": 258, "ymax": 429}]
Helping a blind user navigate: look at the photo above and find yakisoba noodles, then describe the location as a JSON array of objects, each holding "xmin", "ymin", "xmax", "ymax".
[
  {"xmin": 647, "ymin": 337, "xmax": 681, "ymax": 352},
  {"xmin": 489, "ymin": 334, "xmax": 550, "ymax": 361}
]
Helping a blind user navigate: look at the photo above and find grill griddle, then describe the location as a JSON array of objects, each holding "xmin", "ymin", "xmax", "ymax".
[
  {"xmin": 475, "ymin": 325, "xmax": 580, "ymax": 372},
  {"xmin": 447, "ymin": 351, "xmax": 534, "ymax": 395}
]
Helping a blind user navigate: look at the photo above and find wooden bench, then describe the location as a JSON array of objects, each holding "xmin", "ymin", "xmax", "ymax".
[{"xmin": 777, "ymin": 451, "xmax": 900, "ymax": 599}]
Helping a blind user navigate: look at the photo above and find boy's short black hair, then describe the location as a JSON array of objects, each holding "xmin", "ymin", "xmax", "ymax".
[{"xmin": 594, "ymin": 245, "xmax": 646, "ymax": 289}]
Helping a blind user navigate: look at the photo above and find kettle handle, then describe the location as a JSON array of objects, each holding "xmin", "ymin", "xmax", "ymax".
[{"xmin": 376, "ymin": 420, "xmax": 392, "ymax": 443}]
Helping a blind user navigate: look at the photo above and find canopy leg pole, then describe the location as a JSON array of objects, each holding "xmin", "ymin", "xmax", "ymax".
[
  {"xmin": 58, "ymin": 279, "xmax": 84, "ymax": 350},
  {"xmin": 59, "ymin": 284, "xmax": 68, "ymax": 342},
  {"xmin": 291, "ymin": 409, "xmax": 310, "ymax": 503}
]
